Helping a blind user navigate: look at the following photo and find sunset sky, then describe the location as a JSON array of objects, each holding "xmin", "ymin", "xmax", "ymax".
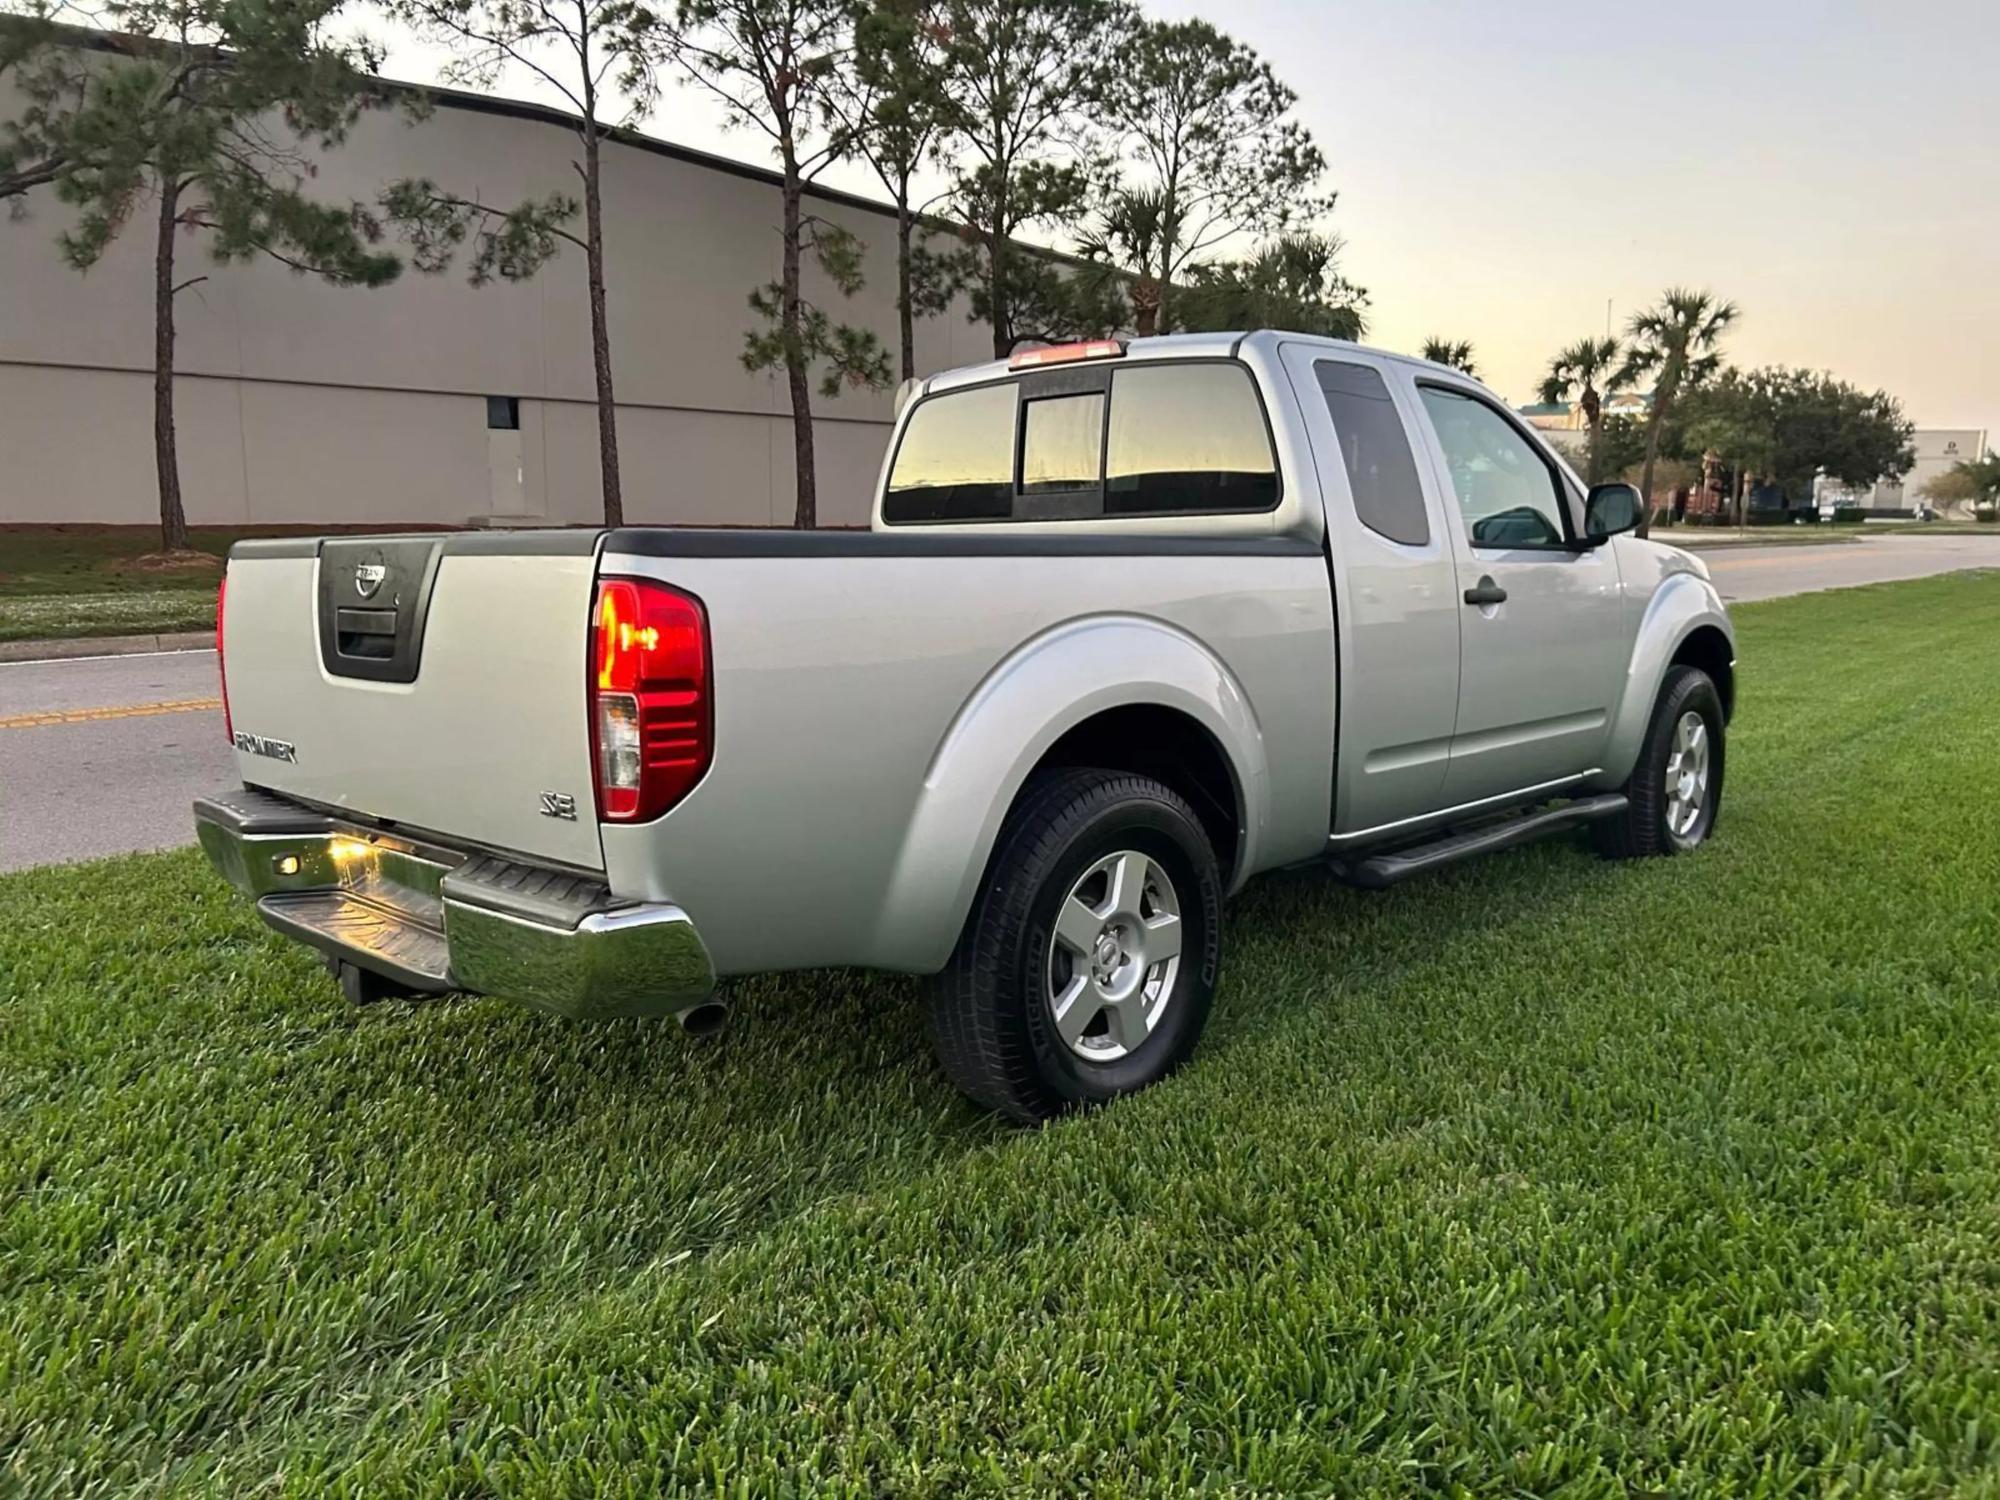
[{"xmin": 377, "ymin": 0, "xmax": 1998, "ymax": 431}]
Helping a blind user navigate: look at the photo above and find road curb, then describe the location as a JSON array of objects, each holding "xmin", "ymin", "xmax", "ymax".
[{"xmin": 0, "ymin": 630, "xmax": 215, "ymax": 664}]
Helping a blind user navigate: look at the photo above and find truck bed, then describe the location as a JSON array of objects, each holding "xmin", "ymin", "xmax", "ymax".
[{"xmin": 218, "ymin": 526, "xmax": 1336, "ymax": 978}]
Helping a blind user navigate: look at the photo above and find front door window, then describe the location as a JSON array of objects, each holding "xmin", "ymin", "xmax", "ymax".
[{"xmin": 1417, "ymin": 386, "xmax": 1569, "ymax": 549}]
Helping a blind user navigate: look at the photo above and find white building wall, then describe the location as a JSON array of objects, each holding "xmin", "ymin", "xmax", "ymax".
[
  {"xmin": 1901, "ymin": 429, "xmax": 1988, "ymax": 507},
  {"xmin": 0, "ymin": 74, "xmax": 998, "ymax": 530}
]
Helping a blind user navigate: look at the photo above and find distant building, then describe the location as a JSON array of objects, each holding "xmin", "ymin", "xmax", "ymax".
[
  {"xmin": 1515, "ymin": 393, "xmax": 1651, "ymax": 462},
  {"xmin": 1516, "ymin": 392, "xmax": 1651, "ymax": 433},
  {"xmin": 1897, "ymin": 429, "xmax": 1989, "ymax": 506},
  {"xmin": 0, "ymin": 51, "xmax": 1001, "ymax": 531},
  {"xmin": 1816, "ymin": 430, "xmax": 1990, "ymax": 513}
]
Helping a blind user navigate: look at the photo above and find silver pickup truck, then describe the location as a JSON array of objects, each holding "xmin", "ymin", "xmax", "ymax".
[{"xmin": 196, "ymin": 331, "xmax": 1735, "ymax": 1122}]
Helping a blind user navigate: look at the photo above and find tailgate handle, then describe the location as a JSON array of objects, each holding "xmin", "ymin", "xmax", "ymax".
[{"xmin": 335, "ymin": 607, "xmax": 399, "ymax": 659}]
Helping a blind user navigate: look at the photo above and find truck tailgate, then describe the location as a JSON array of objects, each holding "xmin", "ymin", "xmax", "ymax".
[{"xmin": 220, "ymin": 533, "xmax": 603, "ymax": 871}]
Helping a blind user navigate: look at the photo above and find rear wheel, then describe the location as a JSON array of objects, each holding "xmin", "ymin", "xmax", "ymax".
[
  {"xmin": 1595, "ymin": 665, "xmax": 1726, "ymax": 859},
  {"xmin": 928, "ymin": 768, "xmax": 1222, "ymax": 1124}
]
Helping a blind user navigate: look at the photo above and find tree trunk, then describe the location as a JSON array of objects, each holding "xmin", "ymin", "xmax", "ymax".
[
  {"xmin": 780, "ymin": 160, "xmax": 817, "ymax": 529},
  {"xmin": 987, "ymin": 141, "xmax": 1010, "ymax": 359},
  {"xmin": 581, "ymin": 127, "xmax": 624, "ymax": 527},
  {"xmin": 986, "ymin": 222, "xmax": 1008, "ymax": 359},
  {"xmin": 1132, "ymin": 293, "xmax": 1157, "ymax": 339},
  {"xmin": 1581, "ymin": 386, "xmax": 1602, "ymax": 485},
  {"xmin": 895, "ymin": 192, "xmax": 915, "ymax": 384},
  {"xmin": 153, "ymin": 174, "xmax": 188, "ymax": 555},
  {"xmin": 1636, "ymin": 396, "xmax": 1669, "ymax": 539}
]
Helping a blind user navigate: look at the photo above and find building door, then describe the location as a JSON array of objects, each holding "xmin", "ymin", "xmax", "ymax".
[{"xmin": 485, "ymin": 396, "xmax": 534, "ymax": 519}]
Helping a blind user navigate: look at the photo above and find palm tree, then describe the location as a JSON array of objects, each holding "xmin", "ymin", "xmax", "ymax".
[
  {"xmin": 1621, "ymin": 289, "xmax": 1739, "ymax": 535},
  {"xmin": 1420, "ymin": 338, "xmax": 1478, "ymax": 379},
  {"xmin": 1175, "ymin": 232, "xmax": 1368, "ymax": 340},
  {"xmin": 1077, "ymin": 188, "xmax": 1169, "ymax": 336},
  {"xmin": 1539, "ymin": 336, "xmax": 1626, "ymax": 484}
]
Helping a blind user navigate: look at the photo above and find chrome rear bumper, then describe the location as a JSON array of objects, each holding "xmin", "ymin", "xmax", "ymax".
[{"xmin": 194, "ymin": 788, "xmax": 714, "ymax": 1021}]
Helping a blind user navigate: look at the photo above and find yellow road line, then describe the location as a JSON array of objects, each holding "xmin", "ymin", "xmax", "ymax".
[
  {"xmin": 1703, "ymin": 552, "xmax": 1848, "ymax": 571},
  {"xmin": 0, "ymin": 697, "xmax": 222, "ymax": 731}
]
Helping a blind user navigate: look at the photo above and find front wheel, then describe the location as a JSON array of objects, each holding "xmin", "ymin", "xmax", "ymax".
[
  {"xmin": 1595, "ymin": 664, "xmax": 1726, "ymax": 859},
  {"xmin": 928, "ymin": 768, "xmax": 1223, "ymax": 1125}
]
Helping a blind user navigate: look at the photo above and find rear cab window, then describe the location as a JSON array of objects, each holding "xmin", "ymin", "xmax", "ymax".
[
  {"xmin": 883, "ymin": 359, "xmax": 1279, "ymax": 525},
  {"xmin": 879, "ymin": 381, "xmax": 1016, "ymax": 522}
]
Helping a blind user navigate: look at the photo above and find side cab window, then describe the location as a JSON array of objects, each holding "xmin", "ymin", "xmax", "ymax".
[
  {"xmin": 1314, "ymin": 360, "xmax": 1430, "ymax": 546},
  {"xmin": 1416, "ymin": 385, "xmax": 1574, "ymax": 549}
]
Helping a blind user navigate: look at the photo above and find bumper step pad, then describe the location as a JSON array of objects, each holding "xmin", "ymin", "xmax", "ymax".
[
  {"xmin": 442, "ymin": 854, "xmax": 611, "ymax": 929},
  {"xmin": 258, "ymin": 889, "xmax": 453, "ymax": 992}
]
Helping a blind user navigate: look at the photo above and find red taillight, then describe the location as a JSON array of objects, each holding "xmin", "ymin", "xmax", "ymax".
[
  {"xmin": 1008, "ymin": 339, "xmax": 1125, "ymax": 370},
  {"xmin": 589, "ymin": 576, "xmax": 711, "ymax": 822},
  {"xmin": 217, "ymin": 573, "xmax": 232, "ymax": 743}
]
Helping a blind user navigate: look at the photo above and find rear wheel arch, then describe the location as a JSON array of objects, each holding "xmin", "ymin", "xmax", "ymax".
[
  {"xmin": 875, "ymin": 617, "xmax": 1269, "ymax": 973},
  {"xmin": 1031, "ymin": 704, "xmax": 1244, "ymax": 887}
]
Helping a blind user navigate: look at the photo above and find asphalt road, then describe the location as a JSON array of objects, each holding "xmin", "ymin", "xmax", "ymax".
[
  {"xmin": 0, "ymin": 648, "xmax": 234, "ymax": 873},
  {"xmin": 2, "ymin": 534, "xmax": 1995, "ymax": 873},
  {"xmin": 1698, "ymin": 532, "xmax": 2000, "ymax": 603}
]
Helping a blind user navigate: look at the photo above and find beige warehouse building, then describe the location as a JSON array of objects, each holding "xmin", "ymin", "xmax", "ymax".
[{"xmin": 0, "ymin": 77, "xmax": 1000, "ymax": 530}]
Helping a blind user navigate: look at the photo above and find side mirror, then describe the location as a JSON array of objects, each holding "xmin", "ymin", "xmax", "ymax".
[{"xmin": 1585, "ymin": 483, "xmax": 1644, "ymax": 542}]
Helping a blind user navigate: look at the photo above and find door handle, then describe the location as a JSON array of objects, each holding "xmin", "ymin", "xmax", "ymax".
[{"xmin": 1463, "ymin": 577, "xmax": 1508, "ymax": 607}]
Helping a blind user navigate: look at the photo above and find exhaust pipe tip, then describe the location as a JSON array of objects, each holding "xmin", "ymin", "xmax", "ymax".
[{"xmin": 675, "ymin": 1000, "xmax": 729, "ymax": 1038}]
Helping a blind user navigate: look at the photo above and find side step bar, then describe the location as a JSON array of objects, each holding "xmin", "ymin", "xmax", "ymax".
[{"xmin": 1329, "ymin": 794, "xmax": 1628, "ymax": 890}]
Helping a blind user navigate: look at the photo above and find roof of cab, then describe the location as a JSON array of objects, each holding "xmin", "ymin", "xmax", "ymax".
[{"xmin": 921, "ymin": 329, "xmax": 1492, "ymax": 396}]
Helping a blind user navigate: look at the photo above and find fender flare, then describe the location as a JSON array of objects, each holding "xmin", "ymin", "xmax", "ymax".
[
  {"xmin": 1595, "ymin": 572, "xmax": 1736, "ymax": 788},
  {"xmin": 870, "ymin": 613, "xmax": 1270, "ymax": 972}
]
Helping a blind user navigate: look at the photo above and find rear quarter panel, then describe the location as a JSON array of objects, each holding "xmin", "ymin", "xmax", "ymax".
[{"xmin": 597, "ymin": 546, "xmax": 1334, "ymax": 975}]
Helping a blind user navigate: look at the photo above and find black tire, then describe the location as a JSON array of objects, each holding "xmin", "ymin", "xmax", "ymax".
[
  {"xmin": 1594, "ymin": 664, "xmax": 1726, "ymax": 859},
  {"xmin": 928, "ymin": 767, "xmax": 1223, "ymax": 1125}
]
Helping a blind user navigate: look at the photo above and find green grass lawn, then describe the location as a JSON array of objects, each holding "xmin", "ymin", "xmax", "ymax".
[
  {"xmin": 0, "ymin": 526, "xmax": 235, "ymax": 594},
  {"xmin": 0, "ymin": 588, "xmax": 221, "ymax": 644},
  {"xmin": 4, "ymin": 575, "xmax": 1999, "ymax": 1496},
  {"xmin": 0, "ymin": 527, "xmax": 235, "ymax": 643},
  {"xmin": 0, "ymin": 525, "xmax": 453, "ymax": 643}
]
